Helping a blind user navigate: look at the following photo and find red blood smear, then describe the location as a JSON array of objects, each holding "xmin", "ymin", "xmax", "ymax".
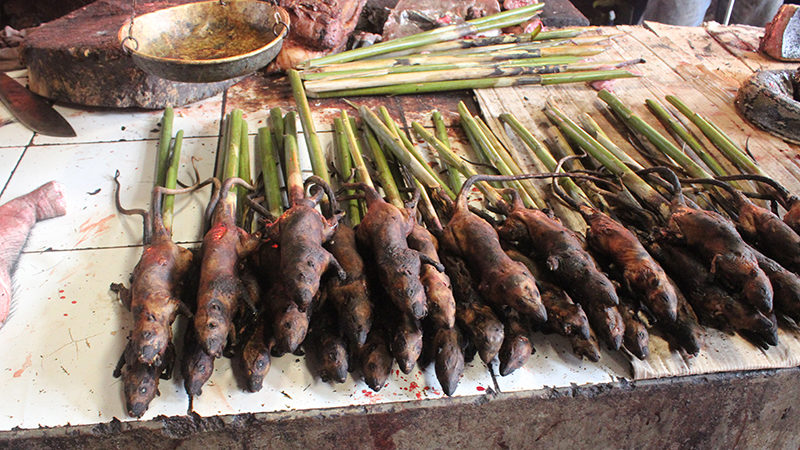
[
  {"xmin": 71, "ymin": 301, "xmax": 77, "ymax": 304},
  {"xmin": 58, "ymin": 290, "xmax": 64, "ymax": 293},
  {"xmin": 60, "ymin": 296, "xmax": 66, "ymax": 299},
  {"xmin": 476, "ymin": 386, "xmax": 485, "ymax": 392},
  {"xmin": 409, "ymin": 382, "xmax": 419, "ymax": 390},
  {"xmin": 63, "ymin": 313, "xmax": 68, "ymax": 316},
  {"xmin": 416, "ymin": 392, "xmax": 422, "ymax": 399}
]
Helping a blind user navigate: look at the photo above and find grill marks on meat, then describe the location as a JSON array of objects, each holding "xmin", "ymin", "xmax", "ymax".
[{"xmin": 0, "ymin": 181, "xmax": 66, "ymax": 327}]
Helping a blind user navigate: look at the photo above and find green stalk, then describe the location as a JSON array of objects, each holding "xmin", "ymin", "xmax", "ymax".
[
  {"xmin": 411, "ymin": 121, "xmax": 504, "ymax": 207},
  {"xmin": 161, "ymin": 129, "xmax": 183, "ymax": 233},
  {"xmin": 598, "ymin": 90, "xmax": 710, "ymax": 180},
  {"xmin": 665, "ymin": 95, "xmax": 768, "ymax": 178},
  {"xmin": 333, "ymin": 118, "xmax": 360, "ymax": 224},
  {"xmin": 545, "ymin": 103, "xmax": 669, "ymax": 218},
  {"xmin": 156, "ymin": 106, "xmax": 174, "ymax": 188},
  {"xmin": 223, "ymin": 110, "xmax": 244, "ymax": 207},
  {"xmin": 500, "ymin": 112, "xmax": 590, "ymax": 204},
  {"xmin": 378, "ymin": 107, "xmax": 456, "ymax": 200},
  {"xmin": 309, "ymin": 70, "xmax": 637, "ymax": 98},
  {"xmin": 270, "ymin": 107, "xmax": 285, "ymax": 154},
  {"xmin": 364, "ymin": 122, "xmax": 403, "ymax": 208},
  {"xmin": 288, "ymin": 69, "xmax": 329, "ymax": 185},
  {"xmin": 283, "ymin": 112, "xmax": 304, "ymax": 206},
  {"xmin": 362, "ymin": 106, "xmax": 453, "ymax": 198},
  {"xmin": 578, "ymin": 113, "xmax": 643, "ymax": 170},
  {"xmin": 473, "ymin": 114, "xmax": 546, "ymax": 208},
  {"xmin": 238, "ymin": 121, "xmax": 251, "ymax": 219},
  {"xmin": 258, "ymin": 125, "xmax": 283, "ymax": 218},
  {"xmin": 303, "ymin": 4, "xmax": 544, "ymax": 67},
  {"xmin": 341, "ymin": 110, "xmax": 373, "ymax": 188},
  {"xmin": 433, "ymin": 110, "xmax": 463, "ymax": 191}
]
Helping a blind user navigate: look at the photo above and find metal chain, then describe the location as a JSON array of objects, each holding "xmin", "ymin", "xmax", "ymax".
[{"xmin": 121, "ymin": 0, "xmax": 139, "ymax": 53}]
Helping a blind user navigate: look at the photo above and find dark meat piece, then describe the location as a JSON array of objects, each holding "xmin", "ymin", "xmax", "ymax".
[
  {"xmin": 195, "ymin": 178, "xmax": 261, "ymax": 358},
  {"xmin": 306, "ymin": 301, "xmax": 349, "ymax": 383},
  {"xmin": 617, "ymin": 302, "xmax": 649, "ymax": 360},
  {"xmin": 443, "ymin": 255, "xmax": 504, "ymax": 364},
  {"xmin": 279, "ymin": 0, "xmax": 368, "ymax": 51},
  {"xmin": 408, "ymin": 224, "xmax": 456, "ymax": 329},
  {"xmin": 433, "ymin": 327, "xmax": 464, "ymax": 396},
  {"xmin": 579, "ymin": 205, "xmax": 678, "ymax": 323},
  {"xmin": 114, "ymin": 339, "xmax": 172, "ymax": 418},
  {"xmin": 348, "ymin": 183, "xmax": 437, "ymax": 320},
  {"xmin": 0, "ymin": 181, "xmax": 66, "ymax": 326},
  {"xmin": 569, "ymin": 328, "xmax": 602, "ymax": 362},
  {"xmin": 392, "ymin": 313, "xmax": 423, "ymax": 374},
  {"xmin": 241, "ymin": 320, "xmax": 273, "ymax": 392},
  {"xmin": 183, "ymin": 326, "xmax": 215, "ymax": 398},
  {"xmin": 360, "ymin": 323, "xmax": 394, "ymax": 392},
  {"xmin": 324, "ymin": 224, "xmax": 373, "ymax": 348},
  {"xmin": 268, "ymin": 284, "xmax": 310, "ymax": 355},
  {"xmin": 265, "ymin": 176, "xmax": 344, "ymax": 313},
  {"xmin": 650, "ymin": 242, "xmax": 776, "ymax": 348},
  {"xmin": 497, "ymin": 309, "xmax": 534, "ymax": 376},
  {"xmin": 498, "ymin": 189, "xmax": 619, "ymax": 307},
  {"xmin": 753, "ymin": 248, "xmax": 800, "ymax": 323},
  {"xmin": 733, "ymin": 190, "xmax": 800, "ymax": 273},
  {"xmin": 441, "ymin": 177, "xmax": 545, "ymax": 323}
]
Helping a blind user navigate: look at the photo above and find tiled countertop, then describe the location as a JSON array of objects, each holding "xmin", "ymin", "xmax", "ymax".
[{"xmin": 0, "ymin": 73, "xmax": 629, "ymax": 431}]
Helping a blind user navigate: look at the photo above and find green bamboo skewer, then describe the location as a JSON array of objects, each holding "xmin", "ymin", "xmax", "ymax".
[
  {"xmin": 283, "ymin": 114, "xmax": 305, "ymax": 206},
  {"xmin": 289, "ymin": 69, "xmax": 330, "ymax": 185},
  {"xmin": 370, "ymin": 28, "xmax": 588, "ymax": 59},
  {"xmin": 473, "ymin": 114, "xmax": 546, "ymax": 208},
  {"xmin": 341, "ymin": 110, "xmax": 373, "ymax": 189},
  {"xmin": 333, "ymin": 118, "xmax": 360, "ymax": 224},
  {"xmin": 238, "ymin": 121, "xmax": 252, "ymax": 220},
  {"xmin": 500, "ymin": 112, "xmax": 591, "ymax": 205},
  {"xmin": 432, "ymin": 111, "xmax": 463, "ymax": 191},
  {"xmin": 545, "ymin": 103, "xmax": 670, "ymax": 218},
  {"xmin": 363, "ymin": 121, "xmax": 404, "ymax": 209},
  {"xmin": 156, "ymin": 106, "xmax": 174, "ymax": 188},
  {"xmin": 223, "ymin": 110, "xmax": 244, "ymax": 206},
  {"xmin": 377, "ymin": 107, "xmax": 456, "ymax": 200},
  {"xmin": 258, "ymin": 125, "xmax": 283, "ymax": 218},
  {"xmin": 665, "ymin": 95, "xmax": 769, "ymax": 178},
  {"xmin": 308, "ymin": 70, "xmax": 638, "ymax": 98},
  {"xmin": 161, "ymin": 129, "xmax": 183, "ymax": 233},
  {"xmin": 411, "ymin": 122, "xmax": 505, "ymax": 207},
  {"xmin": 578, "ymin": 113, "xmax": 644, "ymax": 170},
  {"xmin": 270, "ymin": 107, "xmax": 285, "ymax": 155},
  {"xmin": 597, "ymin": 90, "xmax": 711, "ymax": 180},
  {"xmin": 304, "ymin": 3, "xmax": 544, "ymax": 67}
]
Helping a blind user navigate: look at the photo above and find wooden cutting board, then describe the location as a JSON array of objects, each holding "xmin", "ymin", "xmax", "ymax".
[{"xmin": 20, "ymin": 0, "xmax": 237, "ymax": 109}]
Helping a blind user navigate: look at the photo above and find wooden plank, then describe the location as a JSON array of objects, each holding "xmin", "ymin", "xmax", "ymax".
[{"xmin": 705, "ymin": 22, "xmax": 789, "ymax": 72}]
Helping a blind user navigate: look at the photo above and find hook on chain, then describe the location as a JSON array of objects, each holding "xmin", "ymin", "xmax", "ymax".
[{"xmin": 272, "ymin": 12, "xmax": 288, "ymax": 37}]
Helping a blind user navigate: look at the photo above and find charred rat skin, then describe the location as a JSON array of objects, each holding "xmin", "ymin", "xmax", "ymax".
[
  {"xmin": 306, "ymin": 301, "xmax": 349, "ymax": 383},
  {"xmin": 241, "ymin": 320, "xmax": 273, "ymax": 392},
  {"xmin": 324, "ymin": 224, "xmax": 373, "ymax": 348},
  {"xmin": 408, "ymin": 224, "xmax": 456, "ymax": 329},
  {"xmin": 111, "ymin": 173, "xmax": 201, "ymax": 367},
  {"xmin": 617, "ymin": 301, "xmax": 649, "ymax": 360},
  {"xmin": 433, "ymin": 327, "xmax": 465, "ymax": 396},
  {"xmin": 195, "ymin": 178, "xmax": 262, "ymax": 358},
  {"xmin": 114, "ymin": 339, "xmax": 173, "ymax": 418},
  {"xmin": 753, "ymin": 248, "xmax": 800, "ymax": 324},
  {"xmin": 347, "ymin": 183, "xmax": 442, "ymax": 320},
  {"xmin": 581, "ymin": 205, "xmax": 679, "ymax": 323},
  {"xmin": 267, "ymin": 283, "xmax": 310, "ymax": 356},
  {"xmin": 441, "ymin": 176, "xmax": 546, "ymax": 323},
  {"xmin": 183, "ymin": 325, "xmax": 215, "ymax": 398},
  {"xmin": 569, "ymin": 328, "xmax": 602, "ymax": 362},
  {"xmin": 497, "ymin": 189, "xmax": 619, "ymax": 308},
  {"xmin": 497, "ymin": 308, "xmax": 534, "ymax": 376},
  {"xmin": 650, "ymin": 242, "xmax": 777, "ymax": 348},
  {"xmin": 392, "ymin": 313, "xmax": 424, "ymax": 374},
  {"xmin": 360, "ymin": 319, "xmax": 394, "ymax": 392},
  {"xmin": 267, "ymin": 177, "xmax": 345, "ymax": 312},
  {"xmin": 443, "ymin": 255, "xmax": 504, "ymax": 364}
]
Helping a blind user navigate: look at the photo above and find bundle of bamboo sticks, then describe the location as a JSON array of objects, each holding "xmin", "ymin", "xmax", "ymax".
[{"xmin": 295, "ymin": 3, "xmax": 642, "ymax": 98}]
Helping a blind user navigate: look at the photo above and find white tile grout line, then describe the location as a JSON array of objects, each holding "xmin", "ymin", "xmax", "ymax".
[{"xmin": 0, "ymin": 131, "xmax": 35, "ymax": 199}]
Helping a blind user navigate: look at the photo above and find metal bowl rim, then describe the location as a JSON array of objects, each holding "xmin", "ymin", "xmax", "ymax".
[{"xmin": 117, "ymin": 0, "xmax": 290, "ymax": 66}]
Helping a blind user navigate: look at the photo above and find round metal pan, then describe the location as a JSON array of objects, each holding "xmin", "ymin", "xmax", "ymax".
[{"xmin": 118, "ymin": 0, "xmax": 290, "ymax": 83}]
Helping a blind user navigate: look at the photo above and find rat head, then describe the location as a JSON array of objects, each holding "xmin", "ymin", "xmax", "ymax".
[
  {"xmin": 742, "ymin": 269, "xmax": 774, "ymax": 313},
  {"xmin": 245, "ymin": 351, "xmax": 271, "ymax": 392},
  {"xmin": 196, "ymin": 298, "xmax": 231, "ymax": 358},
  {"xmin": 132, "ymin": 305, "xmax": 172, "ymax": 365},
  {"xmin": 122, "ymin": 362, "xmax": 159, "ymax": 418},
  {"xmin": 493, "ymin": 265, "xmax": 546, "ymax": 323},
  {"xmin": 318, "ymin": 343, "xmax": 348, "ymax": 383},
  {"xmin": 273, "ymin": 302, "xmax": 309, "ymax": 354}
]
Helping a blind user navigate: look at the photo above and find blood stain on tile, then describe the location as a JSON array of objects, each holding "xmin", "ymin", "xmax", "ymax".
[{"xmin": 13, "ymin": 354, "xmax": 32, "ymax": 378}]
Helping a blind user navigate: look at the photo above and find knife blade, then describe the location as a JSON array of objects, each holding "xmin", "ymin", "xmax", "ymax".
[{"xmin": 0, "ymin": 72, "xmax": 76, "ymax": 137}]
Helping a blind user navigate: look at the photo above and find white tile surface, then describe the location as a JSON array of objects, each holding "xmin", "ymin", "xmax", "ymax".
[
  {"xmin": 492, "ymin": 333, "xmax": 631, "ymax": 393},
  {"xmin": 33, "ymin": 94, "xmax": 224, "ymax": 146},
  {"xmin": 0, "ymin": 107, "xmax": 34, "ymax": 148},
  {"xmin": 0, "ymin": 247, "xmax": 189, "ymax": 430},
  {"xmin": 0, "ymin": 138, "xmax": 218, "ymax": 251},
  {"xmin": 0, "ymin": 147, "xmax": 24, "ymax": 190}
]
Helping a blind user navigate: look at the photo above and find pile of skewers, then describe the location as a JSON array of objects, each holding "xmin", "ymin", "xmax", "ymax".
[{"xmin": 296, "ymin": 3, "xmax": 642, "ymax": 98}]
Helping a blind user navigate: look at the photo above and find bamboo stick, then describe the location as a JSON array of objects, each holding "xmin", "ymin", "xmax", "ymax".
[
  {"xmin": 161, "ymin": 129, "xmax": 183, "ymax": 233},
  {"xmin": 303, "ymin": 3, "xmax": 544, "ymax": 67},
  {"xmin": 308, "ymin": 69, "xmax": 638, "ymax": 98},
  {"xmin": 258, "ymin": 125, "xmax": 283, "ymax": 218},
  {"xmin": 156, "ymin": 106, "xmax": 174, "ymax": 188},
  {"xmin": 432, "ymin": 110, "xmax": 463, "ymax": 191},
  {"xmin": 289, "ymin": 69, "xmax": 329, "ymax": 185},
  {"xmin": 223, "ymin": 109, "xmax": 244, "ymax": 205},
  {"xmin": 341, "ymin": 110, "xmax": 373, "ymax": 189}
]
